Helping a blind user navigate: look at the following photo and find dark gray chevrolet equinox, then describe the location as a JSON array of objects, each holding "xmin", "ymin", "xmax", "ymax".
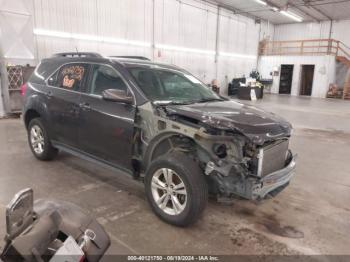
[{"xmin": 23, "ymin": 52, "xmax": 296, "ymax": 226}]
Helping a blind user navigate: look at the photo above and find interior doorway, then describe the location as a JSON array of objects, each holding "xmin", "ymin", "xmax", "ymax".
[
  {"xmin": 300, "ymin": 65, "xmax": 315, "ymax": 96},
  {"xmin": 279, "ymin": 65, "xmax": 294, "ymax": 94}
]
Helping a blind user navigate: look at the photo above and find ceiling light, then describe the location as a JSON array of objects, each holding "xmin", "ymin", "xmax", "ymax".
[
  {"xmin": 271, "ymin": 7, "xmax": 279, "ymax": 12},
  {"xmin": 33, "ymin": 28, "xmax": 256, "ymax": 58},
  {"xmin": 219, "ymin": 52, "xmax": 257, "ymax": 60},
  {"xmin": 280, "ymin": 10, "xmax": 303, "ymax": 22},
  {"xmin": 254, "ymin": 0, "xmax": 267, "ymax": 6},
  {"xmin": 155, "ymin": 44, "xmax": 215, "ymax": 55}
]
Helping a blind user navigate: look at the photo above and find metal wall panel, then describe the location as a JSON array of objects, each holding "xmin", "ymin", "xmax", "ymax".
[
  {"xmin": 332, "ymin": 20, "xmax": 350, "ymax": 47},
  {"xmin": 273, "ymin": 20, "xmax": 350, "ymax": 47},
  {"xmin": 216, "ymin": 9, "xmax": 261, "ymax": 94},
  {"xmin": 34, "ymin": 0, "xmax": 153, "ymax": 59},
  {"xmin": 153, "ymin": 0, "xmax": 218, "ymax": 85},
  {"xmin": 32, "ymin": 0, "xmax": 268, "ymax": 95},
  {"xmin": 273, "ymin": 22, "xmax": 331, "ymax": 41}
]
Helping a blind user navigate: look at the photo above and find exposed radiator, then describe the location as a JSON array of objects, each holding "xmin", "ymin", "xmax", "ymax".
[{"xmin": 258, "ymin": 139, "xmax": 289, "ymax": 177}]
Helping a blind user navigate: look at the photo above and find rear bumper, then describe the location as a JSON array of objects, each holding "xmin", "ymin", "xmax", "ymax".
[{"xmin": 251, "ymin": 154, "xmax": 297, "ymax": 200}]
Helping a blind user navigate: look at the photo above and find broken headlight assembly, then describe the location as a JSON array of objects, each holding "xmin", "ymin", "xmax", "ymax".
[{"xmin": 212, "ymin": 143, "xmax": 227, "ymax": 158}]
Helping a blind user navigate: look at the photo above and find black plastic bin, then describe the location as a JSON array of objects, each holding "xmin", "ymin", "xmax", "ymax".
[{"xmin": 237, "ymin": 86, "xmax": 264, "ymax": 100}]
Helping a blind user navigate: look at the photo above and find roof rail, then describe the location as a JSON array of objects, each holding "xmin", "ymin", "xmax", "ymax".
[
  {"xmin": 110, "ymin": 56, "xmax": 151, "ymax": 61},
  {"xmin": 52, "ymin": 52, "xmax": 103, "ymax": 58}
]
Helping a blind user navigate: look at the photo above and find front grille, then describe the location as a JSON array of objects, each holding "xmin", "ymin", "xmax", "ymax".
[{"xmin": 258, "ymin": 140, "xmax": 289, "ymax": 177}]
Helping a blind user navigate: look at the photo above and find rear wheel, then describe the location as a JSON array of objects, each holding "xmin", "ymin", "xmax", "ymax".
[
  {"xmin": 145, "ymin": 152, "xmax": 208, "ymax": 226},
  {"xmin": 28, "ymin": 118, "xmax": 58, "ymax": 161}
]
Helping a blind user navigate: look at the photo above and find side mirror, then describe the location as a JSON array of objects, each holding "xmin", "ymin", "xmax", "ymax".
[
  {"xmin": 102, "ymin": 89, "xmax": 133, "ymax": 104},
  {"xmin": 6, "ymin": 188, "xmax": 34, "ymax": 241}
]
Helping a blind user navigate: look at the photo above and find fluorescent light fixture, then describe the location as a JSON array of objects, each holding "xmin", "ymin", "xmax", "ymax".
[
  {"xmin": 155, "ymin": 44, "xmax": 215, "ymax": 55},
  {"xmin": 219, "ymin": 52, "xmax": 257, "ymax": 59},
  {"xmin": 4, "ymin": 54, "xmax": 35, "ymax": 59},
  {"xmin": 33, "ymin": 29, "xmax": 256, "ymax": 58},
  {"xmin": 33, "ymin": 28, "xmax": 151, "ymax": 47},
  {"xmin": 254, "ymin": 0, "xmax": 267, "ymax": 6},
  {"xmin": 280, "ymin": 10, "xmax": 303, "ymax": 22}
]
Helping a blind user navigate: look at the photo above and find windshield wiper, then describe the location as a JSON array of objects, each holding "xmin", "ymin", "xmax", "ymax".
[
  {"xmin": 153, "ymin": 98, "xmax": 224, "ymax": 106},
  {"xmin": 194, "ymin": 98, "xmax": 225, "ymax": 103},
  {"xmin": 153, "ymin": 100, "xmax": 192, "ymax": 106}
]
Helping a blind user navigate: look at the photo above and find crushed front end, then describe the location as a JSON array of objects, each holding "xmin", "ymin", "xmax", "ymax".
[
  {"xmin": 136, "ymin": 100, "xmax": 296, "ymax": 201},
  {"xmin": 203, "ymin": 135, "xmax": 296, "ymax": 200}
]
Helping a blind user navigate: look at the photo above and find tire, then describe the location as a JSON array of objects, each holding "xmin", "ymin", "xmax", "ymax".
[
  {"xmin": 28, "ymin": 118, "xmax": 58, "ymax": 161},
  {"xmin": 145, "ymin": 151, "xmax": 208, "ymax": 227}
]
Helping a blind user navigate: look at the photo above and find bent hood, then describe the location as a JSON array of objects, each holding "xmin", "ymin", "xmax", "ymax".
[{"xmin": 165, "ymin": 100, "xmax": 292, "ymax": 145}]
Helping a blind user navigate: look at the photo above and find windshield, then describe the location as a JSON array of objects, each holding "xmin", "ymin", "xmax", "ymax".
[{"xmin": 128, "ymin": 67, "xmax": 222, "ymax": 104}]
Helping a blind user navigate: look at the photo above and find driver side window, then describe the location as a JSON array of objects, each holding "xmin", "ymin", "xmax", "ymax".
[{"xmin": 90, "ymin": 65, "xmax": 128, "ymax": 95}]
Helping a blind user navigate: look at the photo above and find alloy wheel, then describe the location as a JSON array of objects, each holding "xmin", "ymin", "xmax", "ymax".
[
  {"xmin": 30, "ymin": 125, "xmax": 45, "ymax": 155},
  {"xmin": 151, "ymin": 168, "xmax": 187, "ymax": 215}
]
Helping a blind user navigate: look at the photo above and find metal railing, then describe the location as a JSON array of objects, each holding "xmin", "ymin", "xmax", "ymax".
[{"xmin": 259, "ymin": 38, "xmax": 350, "ymax": 59}]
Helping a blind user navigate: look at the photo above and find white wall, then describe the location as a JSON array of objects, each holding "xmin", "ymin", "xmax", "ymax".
[
  {"xmin": 332, "ymin": 20, "xmax": 350, "ymax": 47},
  {"xmin": 31, "ymin": 0, "xmax": 268, "ymax": 96},
  {"xmin": 260, "ymin": 19, "xmax": 350, "ymax": 99},
  {"xmin": 273, "ymin": 19, "xmax": 350, "ymax": 48},
  {"xmin": 258, "ymin": 55, "xmax": 335, "ymax": 98},
  {"xmin": 273, "ymin": 21, "xmax": 331, "ymax": 41}
]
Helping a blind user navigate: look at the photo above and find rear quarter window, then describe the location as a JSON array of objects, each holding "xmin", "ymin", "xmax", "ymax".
[{"xmin": 48, "ymin": 63, "xmax": 89, "ymax": 92}]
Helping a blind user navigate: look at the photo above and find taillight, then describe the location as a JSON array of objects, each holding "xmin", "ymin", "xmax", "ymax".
[{"xmin": 20, "ymin": 83, "xmax": 27, "ymax": 96}]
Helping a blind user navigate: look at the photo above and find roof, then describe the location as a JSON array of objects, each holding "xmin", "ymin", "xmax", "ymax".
[
  {"xmin": 109, "ymin": 57, "xmax": 184, "ymax": 71},
  {"xmin": 210, "ymin": 0, "xmax": 350, "ymax": 24},
  {"xmin": 45, "ymin": 53, "xmax": 182, "ymax": 71}
]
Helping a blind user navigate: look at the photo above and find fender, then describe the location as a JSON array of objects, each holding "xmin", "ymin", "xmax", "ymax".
[
  {"xmin": 23, "ymin": 83, "xmax": 52, "ymax": 135},
  {"xmin": 142, "ymin": 131, "xmax": 216, "ymax": 171}
]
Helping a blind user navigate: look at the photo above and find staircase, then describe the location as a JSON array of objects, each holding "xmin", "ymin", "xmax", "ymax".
[{"xmin": 336, "ymin": 56, "xmax": 350, "ymax": 99}]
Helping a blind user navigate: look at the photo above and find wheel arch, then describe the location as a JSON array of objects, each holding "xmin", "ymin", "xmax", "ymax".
[
  {"xmin": 143, "ymin": 131, "xmax": 211, "ymax": 171},
  {"xmin": 24, "ymin": 109, "xmax": 41, "ymax": 129}
]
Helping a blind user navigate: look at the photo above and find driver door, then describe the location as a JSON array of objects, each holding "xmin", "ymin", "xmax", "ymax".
[{"xmin": 78, "ymin": 64, "xmax": 136, "ymax": 172}]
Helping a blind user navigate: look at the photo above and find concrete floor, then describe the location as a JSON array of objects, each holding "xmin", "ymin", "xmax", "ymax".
[{"xmin": 0, "ymin": 94, "xmax": 350, "ymax": 256}]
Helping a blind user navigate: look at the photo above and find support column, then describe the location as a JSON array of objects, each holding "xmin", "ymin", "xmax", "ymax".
[
  {"xmin": 214, "ymin": 6, "xmax": 221, "ymax": 80},
  {"xmin": 152, "ymin": 0, "xmax": 156, "ymax": 61}
]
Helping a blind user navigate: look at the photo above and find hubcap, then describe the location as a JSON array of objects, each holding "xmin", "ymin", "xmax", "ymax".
[
  {"xmin": 30, "ymin": 125, "xmax": 45, "ymax": 155},
  {"xmin": 151, "ymin": 168, "xmax": 187, "ymax": 215}
]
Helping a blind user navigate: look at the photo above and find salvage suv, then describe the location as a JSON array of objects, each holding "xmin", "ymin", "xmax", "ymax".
[{"xmin": 23, "ymin": 52, "xmax": 296, "ymax": 226}]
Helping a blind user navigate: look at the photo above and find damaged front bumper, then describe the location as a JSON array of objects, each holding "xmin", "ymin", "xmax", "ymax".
[
  {"xmin": 207, "ymin": 153, "xmax": 297, "ymax": 200},
  {"xmin": 251, "ymin": 154, "xmax": 297, "ymax": 200}
]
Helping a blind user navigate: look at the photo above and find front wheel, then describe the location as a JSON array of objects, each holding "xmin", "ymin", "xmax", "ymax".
[{"xmin": 145, "ymin": 152, "xmax": 208, "ymax": 227}]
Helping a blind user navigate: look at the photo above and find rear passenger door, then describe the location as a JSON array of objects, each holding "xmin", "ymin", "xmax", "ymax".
[
  {"xmin": 78, "ymin": 64, "xmax": 136, "ymax": 172},
  {"xmin": 46, "ymin": 63, "xmax": 89, "ymax": 148}
]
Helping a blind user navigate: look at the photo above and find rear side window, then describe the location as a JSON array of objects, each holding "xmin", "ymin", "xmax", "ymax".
[{"xmin": 48, "ymin": 63, "xmax": 89, "ymax": 92}]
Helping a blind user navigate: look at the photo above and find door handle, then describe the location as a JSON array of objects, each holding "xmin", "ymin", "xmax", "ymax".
[{"xmin": 79, "ymin": 102, "xmax": 91, "ymax": 111}]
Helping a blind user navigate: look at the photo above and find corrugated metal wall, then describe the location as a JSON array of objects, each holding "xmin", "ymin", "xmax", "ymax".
[
  {"xmin": 273, "ymin": 22, "xmax": 331, "ymax": 41},
  {"xmin": 273, "ymin": 19, "xmax": 350, "ymax": 48},
  {"xmin": 32, "ymin": 0, "xmax": 270, "ymax": 95},
  {"xmin": 34, "ymin": 0, "xmax": 153, "ymax": 58},
  {"xmin": 332, "ymin": 20, "xmax": 350, "ymax": 47}
]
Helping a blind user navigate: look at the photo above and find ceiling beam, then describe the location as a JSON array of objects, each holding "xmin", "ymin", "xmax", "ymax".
[
  {"xmin": 303, "ymin": 0, "xmax": 333, "ymax": 20},
  {"xmin": 246, "ymin": 0, "xmax": 322, "ymax": 22},
  {"xmin": 200, "ymin": 0, "xmax": 269, "ymax": 22},
  {"xmin": 282, "ymin": 0, "xmax": 321, "ymax": 22}
]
